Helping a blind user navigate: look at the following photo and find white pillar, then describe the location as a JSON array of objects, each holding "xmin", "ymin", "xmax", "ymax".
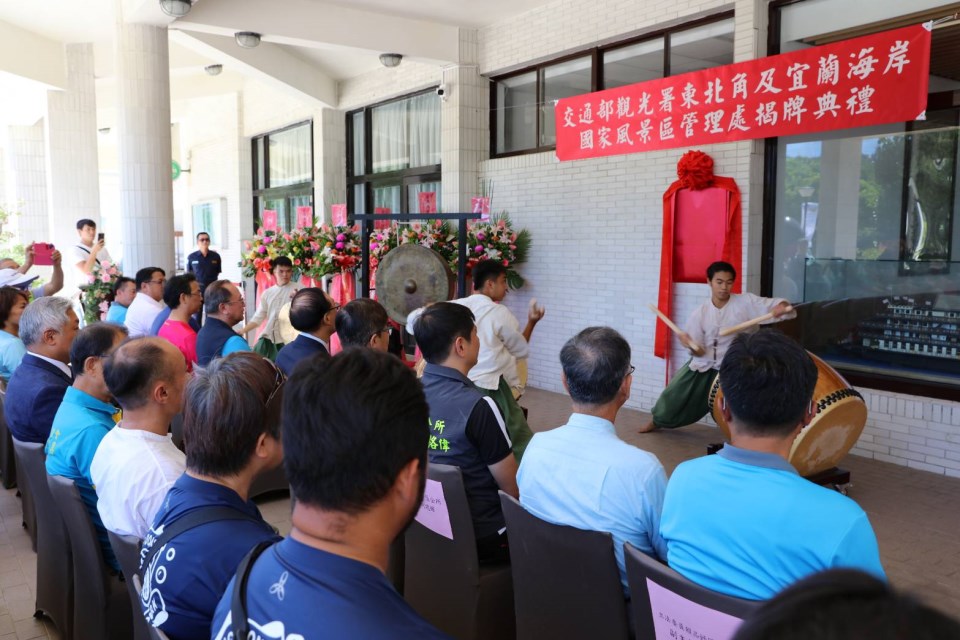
[
  {"xmin": 44, "ymin": 43, "xmax": 101, "ymax": 257},
  {"xmin": 317, "ymin": 107, "xmax": 346, "ymax": 224},
  {"xmin": 3, "ymin": 123, "xmax": 49, "ymax": 246},
  {"xmin": 116, "ymin": 19, "xmax": 174, "ymax": 273},
  {"xmin": 442, "ymin": 29, "xmax": 487, "ymax": 213}
]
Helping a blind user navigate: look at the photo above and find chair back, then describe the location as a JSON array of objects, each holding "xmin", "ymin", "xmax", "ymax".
[
  {"xmin": 624, "ymin": 543, "xmax": 761, "ymax": 640},
  {"xmin": 47, "ymin": 474, "xmax": 134, "ymax": 640},
  {"xmin": 11, "ymin": 437, "xmax": 72, "ymax": 639},
  {"xmin": 108, "ymin": 531, "xmax": 152, "ymax": 640},
  {"xmin": 404, "ymin": 462, "xmax": 514, "ymax": 639},
  {"xmin": 500, "ymin": 492, "xmax": 630, "ymax": 640},
  {"xmin": 132, "ymin": 575, "xmax": 172, "ymax": 640},
  {"xmin": 169, "ymin": 413, "xmax": 184, "ymax": 451},
  {"xmin": 249, "ymin": 464, "xmax": 289, "ymax": 500},
  {"xmin": 0, "ymin": 385, "xmax": 17, "ymax": 488}
]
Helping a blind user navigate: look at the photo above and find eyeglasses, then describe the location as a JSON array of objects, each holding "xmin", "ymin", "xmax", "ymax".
[
  {"xmin": 224, "ymin": 298, "xmax": 244, "ymax": 306},
  {"xmin": 148, "ymin": 279, "xmax": 166, "ymax": 286},
  {"xmin": 326, "ymin": 304, "xmax": 341, "ymax": 314},
  {"xmin": 625, "ymin": 364, "xmax": 636, "ymax": 378},
  {"xmin": 198, "ymin": 238, "xmax": 210, "ymax": 243},
  {"xmin": 265, "ymin": 358, "xmax": 286, "ymax": 406}
]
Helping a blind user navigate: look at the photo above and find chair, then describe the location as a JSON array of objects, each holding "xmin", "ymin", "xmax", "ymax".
[
  {"xmin": 0, "ymin": 385, "xmax": 17, "ymax": 488},
  {"xmin": 47, "ymin": 475, "xmax": 134, "ymax": 640},
  {"xmin": 131, "ymin": 575, "xmax": 172, "ymax": 640},
  {"xmin": 404, "ymin": 463, "xmax": 514, "ymax": 640},
  {"xmin": 249, "ymin": 464, "xmax": 289, "ymax": 500},
  {"xmin": 11, "ymin": 437, "xmax": 72, "ymax": 639},
  {"xmin": 499, "ymin": 492, "xmax": 630, "ymax": 640},
  {"xmin": 624, "ymin": 543, "xmax": 761, "ymax": 640},
  {"xmin": 108, "ymin": 531, "xmax": 152, "ymax": 640},
  {"xmin": 169, "ymin": 413, "xmax": 184, "ymax": 451}
]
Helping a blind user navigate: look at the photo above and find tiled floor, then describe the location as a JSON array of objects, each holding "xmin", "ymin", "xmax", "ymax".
[{"xmin": 3, "ymin": 386, "xmax": 959, "ymax": 639}]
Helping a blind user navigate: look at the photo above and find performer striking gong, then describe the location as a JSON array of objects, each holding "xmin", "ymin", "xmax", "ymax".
[{"xmin": 641, "ymin": 261, "xmax": 795, "ymax": 432}]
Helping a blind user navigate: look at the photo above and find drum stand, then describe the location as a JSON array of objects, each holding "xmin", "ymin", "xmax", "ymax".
[{"xmin": 706, "ymin": 443, "xmax": 852, "ymax": 495}]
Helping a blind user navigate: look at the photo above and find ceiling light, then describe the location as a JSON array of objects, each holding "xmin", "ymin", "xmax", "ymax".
[
  {"xmin": 235, "ymin": 32, "xmax": 261, "ymax": 49},
  {"xmin": 159, "ymin": 0, "xmax": 192, "ymax": 18},
  {"xmin": 204, "ymin": 64, "xmax": 223, "ymax": 76},
  {"xmin": 379, "ymin": 53, "xmax": 403, "ymax": 68}
]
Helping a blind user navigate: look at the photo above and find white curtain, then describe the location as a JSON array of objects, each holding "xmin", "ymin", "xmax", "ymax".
[
  {"xmin": 372, "ymin": 93, "xmax": 440, "ymax": 173},
  {"xmin": 269, "ymin": 124, "xmax": 312, "ymax": 187}
]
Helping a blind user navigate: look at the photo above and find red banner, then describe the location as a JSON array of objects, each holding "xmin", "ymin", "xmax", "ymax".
[{"xmin": 556, "ymin": 24, "xmax": 931, "ymax": 161}]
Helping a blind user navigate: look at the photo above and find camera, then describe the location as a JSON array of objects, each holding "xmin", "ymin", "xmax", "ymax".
[{"xmin": 436, "ymin": 84, "xmax": 448, "ymax": 99}]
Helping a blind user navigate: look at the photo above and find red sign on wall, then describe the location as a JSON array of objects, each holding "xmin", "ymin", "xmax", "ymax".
[{"xmin": 555, "ymin": 24, "xmax": 931, "ymax": 161}]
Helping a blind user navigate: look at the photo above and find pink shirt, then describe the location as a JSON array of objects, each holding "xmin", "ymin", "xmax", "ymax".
[{"xmin": 158, "ymin": 319, "xmax": 198, "ymax": 371}]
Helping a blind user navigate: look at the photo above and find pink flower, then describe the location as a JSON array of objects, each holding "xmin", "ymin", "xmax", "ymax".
[
  {"xmin": 336, "ymin": 233, "xmax": 346, "ymax": 242},
  {"xmin": 477, "ymin": 233, "xmax": 486, "ymax": 241},
  {"xmin": 100, "ymin": 273, "xmax": 112, "ymax": 283},
  {"xmin": 244, "ymin": 241, "xmax": 252, "ymax": 249},
  {"xmin": 101, "ymin": 261, "xmax": 112, "ymax": 269},
  {"xmin": 86, "ymin": 274, "xmax": 95, "ymax": 284},
  {"xmin": 371, "ymin": 243, "xmax": 380, "ymax": 251},
  {"xmin": 99, "ymin": 301, "xmax": 109, "ymax": 312},
  {"xmin": 335, "ymin": 242, "xmax": 345, "ymax": 250},
  {"xmin": 263, "ymin": 236, "xmax": 273, "ymax": 244},
  {"xmin": 474, "ymin": 245, "xmax": 483, "ymax": 253},
  {"xmin": 258, "ymin": 246, "xmax": 267, "ymax": 254},
  {"xmin": 283, "ymin": 234, "xmax": 292, "ymax": 241},
  {"xmin": 503, "ymin": 260, "xmax": 509, "ymax": 266}
]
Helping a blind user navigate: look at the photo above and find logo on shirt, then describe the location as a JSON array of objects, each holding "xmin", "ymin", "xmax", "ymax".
[
  {"xmin": 140, "ymin": 525, "xmax": 175, "ymax": 628},
  {"xmin": 269, "ymin": 571, "xmax": 288, "ymax": 601},
  {"xmin": 212, "ymin": 612, "xmax": 305, "ymax": 640}
]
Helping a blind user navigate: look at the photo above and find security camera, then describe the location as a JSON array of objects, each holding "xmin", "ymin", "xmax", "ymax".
[{"xmin": 436, "ymin": 84, "xmax": 448, "ymax": 100}]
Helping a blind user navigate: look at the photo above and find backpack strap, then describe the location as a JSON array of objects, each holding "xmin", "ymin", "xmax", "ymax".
[
  {"xmin": 140, "ymin": 506, "xmax": 258, "ymax": 573},
  {"xmin": 230, "ymin": 540, "xmax": 275, "ymax": 639}
]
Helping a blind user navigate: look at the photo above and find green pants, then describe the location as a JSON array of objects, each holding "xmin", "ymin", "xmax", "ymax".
[
  {"xmin": 481, "ymin": 376, "xmax": 533, "ymax": 461},
  {"xmin": 651, "ymin": 362, "xmax": 716, "ymax": 429}
]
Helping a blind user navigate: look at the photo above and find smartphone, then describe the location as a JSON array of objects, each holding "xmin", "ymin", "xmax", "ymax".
[
  {"xmin": 34, "ymin": 243, "xmax": 55, "ymax": 266},
  {"xmin": 97, "ymin": 232, "xmax": 105, "ymax": 243}
]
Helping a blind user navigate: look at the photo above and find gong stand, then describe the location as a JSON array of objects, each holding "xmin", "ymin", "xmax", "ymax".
[{"xmin": 352, "ymin": 212, "xmax": 482, "ymax": 299}]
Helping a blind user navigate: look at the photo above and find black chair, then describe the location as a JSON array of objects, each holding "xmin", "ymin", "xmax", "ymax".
[
  {"xmin": 499, "ymin": 492, "xmax": 630, "ymax": 640},
  {"xmin": 169, "ymin": 413, "xmax": 184, "ymax": 451},
  {"xmin": 624, "ymin": 543, "xmax": 761, "ymax": 640},
  {"xmin": 404, "ymin": 463, "xmax": 514, "ymax": 640},
  {"xmin": 47, "ymin": 474, "xmax": 134, "ymax": 640},
  {"xmin": 11, "ymin": 437, "xmax": 72, "ymax": 639},
  {"xmin": 132, "ymin": 575, "xmax": 172, "ymax": 640},
  {"xmin": 0, "ymin": 384, "xmax": 17, "ymax": 488},
  {"xmin": 108, "ymin": 531, "xmax": 151, "ymax": 640}
]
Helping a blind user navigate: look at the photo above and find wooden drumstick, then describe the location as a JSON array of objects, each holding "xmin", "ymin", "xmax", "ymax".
[
  {"xmin": 647, "ymin": 304, "xmax": 703, "ymax": 353},
  {"xmin": 718, "ymin": 305, "xmax": 793, "ymax": 337}
]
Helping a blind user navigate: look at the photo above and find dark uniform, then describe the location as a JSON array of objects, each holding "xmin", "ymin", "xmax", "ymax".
[{"xmin": 186, "ymin": 249, "xmax": 222, "ymax": 325}]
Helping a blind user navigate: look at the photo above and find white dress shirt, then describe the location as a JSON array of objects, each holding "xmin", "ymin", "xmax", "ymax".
[
  {"xmin": 453, "ymin": 294, "xmax": 528, "ymax": 391},
  {"xmin": 125, "ymin": 292, "xmax": 165, "ymax": 339},
  {"xmin": 25, "ymin": 350, "xmax": 72, "ymax": 378}
]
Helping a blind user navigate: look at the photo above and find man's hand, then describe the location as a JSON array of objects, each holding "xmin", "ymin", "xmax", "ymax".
[
  {"xmin": 679, "ymin": 332, "xmax": 705, "ymax": 357},
  {"xmin": 50, "ymin": 250, "xmax": 62, "ymax": 266},
  {"xmin": 21, "ymin": 243, "xmax": 35, "ymax": 272},
  {"xmin": 771, "ymin": 301, "xmax": 793, "ymax": 319},
  {"xmin": 92, "ymin": 238, "xmax": 105, "ymax": 256},
  {"xmin": 528, "ymin": 298, "xmax": 545, "ymax": 324}
]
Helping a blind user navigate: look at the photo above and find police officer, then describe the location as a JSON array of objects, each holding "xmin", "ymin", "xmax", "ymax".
[{"xmin": 186, "ymin": 232, "xmax": 222, "ymax": 326}]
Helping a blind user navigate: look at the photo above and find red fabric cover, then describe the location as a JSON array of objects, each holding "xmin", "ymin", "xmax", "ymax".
[{"xmin": 655, "ymin": 151, "xmax": 742, "ymax": 362}]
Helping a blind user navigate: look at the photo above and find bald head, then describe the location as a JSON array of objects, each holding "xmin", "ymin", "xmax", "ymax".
[{"xmin": 103, "ymin": 337, "xmax": 186, "ymax": 411}]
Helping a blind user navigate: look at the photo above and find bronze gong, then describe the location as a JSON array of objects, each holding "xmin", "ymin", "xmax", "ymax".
[{"xmin": 377, "ymin": 244, "xmax": 455, "ymax": 324}]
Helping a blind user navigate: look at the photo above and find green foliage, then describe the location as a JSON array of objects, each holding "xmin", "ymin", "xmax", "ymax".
[{"xmin": 0, "ymin": 204, "xmax": 27, "ymax": 265}]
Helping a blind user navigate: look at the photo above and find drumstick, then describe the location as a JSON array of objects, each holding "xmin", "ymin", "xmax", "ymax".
[
  {"xmin": 647, "ymin": 304, "xmax": 703, "ymax": 353},
  {"xmin": 718, "ymin": 305, "xmax": 793, "ymax": 337}
]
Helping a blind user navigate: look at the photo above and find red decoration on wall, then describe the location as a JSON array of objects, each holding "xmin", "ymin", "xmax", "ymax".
[{"xmin": 655, "ymin": 151, "xmax": 742, "ymax": 365}]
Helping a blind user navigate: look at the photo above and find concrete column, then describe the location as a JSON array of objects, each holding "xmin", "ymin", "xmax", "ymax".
[
  {"xmin": 116, "ymin": 18, "xmax": 174, "ymax": 273},
  {"xmin": 441, "ymin": 29, "xmax": 486, "ymax": 213},
  {"xmin": 316, "ymin": 107, "xmax": 346, "ymax": 224},
  {"xmin": 44, "ymin": 43, "xmax": 101, "ymax": 256},
  {"xmin": 3, "ymin": 123, "xmax": 49, "ymax": 246}
]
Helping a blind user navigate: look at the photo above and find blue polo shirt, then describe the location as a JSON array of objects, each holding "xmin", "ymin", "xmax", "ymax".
[
  {"xmin": 105, "ymin": 303, "xmax": 128, "ymax": 324},
  {"xmin": 0, "ymin": 330, "xmax": 26, "ymax": 381},
  {"xmin": 517, "ymin": 413, "xmax": 668, "ymax": 591},
  {"xmin": 210, "ymin": 537, "xmax": 452, "ymax": 640},
  {"xmin": 45, "ymin": 386, "xmax": 119, "ymax": 570},
  {"xmin": 139, "ymin": 473, "xmax": 280, "ymax": 640},
  {"xmin": 661, "ymin": 444, "xmax": 886, "ymax": 600}
]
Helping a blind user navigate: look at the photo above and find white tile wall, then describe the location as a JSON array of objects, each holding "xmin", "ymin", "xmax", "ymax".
[{"xmin": 3, "ymin": 123, "xmax": 49, "ymax": 247}]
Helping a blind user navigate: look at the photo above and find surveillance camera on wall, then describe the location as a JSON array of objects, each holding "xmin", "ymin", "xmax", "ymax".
[{"xmin": 436, "ymin": 84, "xmax": 448, "ymax": 100}]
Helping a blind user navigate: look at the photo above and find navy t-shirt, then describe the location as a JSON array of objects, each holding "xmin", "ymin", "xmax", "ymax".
[
  {"xmin": 210, "ymin": 537, "xmax": 452, "ymax": 640},
  {"xmin": 139, "ymin": 473, "xmax": 280, "ymax": 640}
]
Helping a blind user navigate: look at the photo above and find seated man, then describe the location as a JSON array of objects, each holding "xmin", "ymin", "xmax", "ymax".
[
  {"xmin": 276, "ymin": 287, "xmax": 336, "ymax": 376},
  {"xmin": 4, "ymin": 297, "xmax": 79, "ymax": 443},
  {"xmin": 92, "ymin": 338, "xmax": 188, "ymax": 538},
  {"xmin": 414, "ymin": 302, "xmax": 518, "ymax": 564},
  {"xmin": 139, "ymin": 352, "xmax": 283, "ymax": 640},
  {"xmin": 196, "ymin": 280, "xmax": 250, "ymax": 365},
  {"xmin": 660, "ymin": 331, "xmax": 885, "ymax": 600},
  {"xmin": 335, "ymin": 298, "xmax": 391, "ymax": 351},
  {"xmin": 517, "ymin": 327, "xmax": 667, "ymax": 591},
  {"xmin": 124, "ymin": 267, "xmax": 166, "ymax": 338},
  {"xmin": 157, "ymin": 274, "xmax": 203, "ymax": 370},
  {"xmin": 45, "ymin": 323, "xmax": 128, "ymax": 570},
  {"xmin": 105, "ymin": 277, "xmax": 136, "ymax": 324},
  {"xmin": 211, "ymin": 348, "xmax": 450, "ymax": 639}
]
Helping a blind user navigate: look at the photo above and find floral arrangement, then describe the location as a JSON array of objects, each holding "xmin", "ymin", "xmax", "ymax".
[
  {"xmin": 466, "ymin": 213, "xmax": 531, "ymax": 288},
  {"xmin": 369, "ymin": 226, "xmax": 398, "ymax": 268},
  {"xmin": 240, "ymin": 229, "xmax": 282, "ymax": 278},
  {"xmin": 280, "ymin": 228, "xmax": 318, "ymax": 279},
  {"xmin": 80, "ymin": 260, "xmax": 122, "ymax": 325},
  {"xmin": 308, "ymin": 224, "xmax": 363, "ymax": 278}
]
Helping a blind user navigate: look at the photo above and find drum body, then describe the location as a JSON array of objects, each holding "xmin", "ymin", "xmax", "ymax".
[{"xmin": 708, "ymin": 352, "xmax": 867, "ymax": 476}]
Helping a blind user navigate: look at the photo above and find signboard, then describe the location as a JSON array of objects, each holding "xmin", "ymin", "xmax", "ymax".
[
  {"xmin": 471, "ymin": 196, "xmax": 491, "ymax": 220},
  {"xmin": 331, "ymin": 203, "xmax": 347, "ymax": 226},
  {"xmin": 556, "ymin": 24, "xmax": 931, "ymax": 161},
  {"xmin": 415, "ymin": 479, "xmax": 453, "ymax": 540},
  {"xmin": 262, "ymin": 209, "xmax": 278, "ymax": 232},
  {"xmin": 647, "ymin": 579, "xmax": 743, "ymax": 640},
  {"xmin": 296, "ymin": 206, "xmax": 313, "ymax": 229},
  {"xmin": 418, "ymin": 191, "xmax": 438, "ymax": 214}
]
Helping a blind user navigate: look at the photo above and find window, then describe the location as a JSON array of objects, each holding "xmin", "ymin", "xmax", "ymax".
[
  {"xmin": 491, "ymin": 14, "xmax": 734, "ymax": 157},
  {"xmin": 347, "ymin": 90, "xmax": 442, "ymax": 218},
  {"xmin": 765, "ymin": 0, "xmax": 960, "ymax": 397},
  {"xmin": 252, "ymin": 121, "xmax": 314, "ymax": 231}
]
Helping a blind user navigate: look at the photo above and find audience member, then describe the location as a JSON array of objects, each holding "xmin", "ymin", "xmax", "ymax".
[
  {"xmin": 0, "ymin": 241, "xmax": 65, "ymax": 298},
  {"xmin": 335, "ymin": 298, "xmax": 390, "ymax": 351},
  {"xmin": 125, "ymin": 267, "xmax": 166, "ymax": 338},
  {"xmin": 68, "ymin": 218, "xmax": 112, "ymax": 285},
  {"xmin": 414, "ymin": 302, "xmax": 517, "ymax": 564},
  {"xmin": 105, "ymin": 277, "xmax": 136, "ymax": 324},
  {"xmin": 140, "ymin": 352, "xmax": 283, "ymax": 640},
  {"xmin": 45, "ymin": 322, "xmax": 128, "ymax": 570},
  {"xmin": 660, "ymin": 331, "xmax": 885, "ymax": 600},
  {"xmin": 238, "ymin": 256, "xmax": 298, "ymax": 358},
  {"xmin": 91, "ymin": 338, "xmax": 187, "ymax": 539},
  {"xmin": 211, "ymin": 348, "xmax": 450, "ymax": 640},
  {"xmin": 4, "ymin": 297, "xmax": 78, "ymax": 443},
  {"xmin": 275, "ymin": 287, "xmax": 336, "ymax": 375},
  {"xmin": 157, "ymin": 274, "xmax": 203, "ymax": 370},
  {"xmin": 732, "ymin": 569, "xmax": 960, "ymax": 640},
  {"xmin": 186, "ymin": 232, "xmax": 221, "ymax": 325},
  {"xmin": 196, "ymin": 280, "xmax": 250, "ymax": 365},
  {"xmin": 517, "ymin": 326, "xmax": 667, "ymax": 591},
  {"xmin": 0, "ymin": 287, "xmax": 30, "ymax": 381}
]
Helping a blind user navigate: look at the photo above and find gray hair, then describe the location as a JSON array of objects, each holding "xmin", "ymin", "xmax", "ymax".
[
  {"xmin": 560, "ymin": 326, "xmax": 631, "ymax": 406},
  {"xmin": 19, "ymin": 297, "xmax": 73, "ymax": 347},
  {"xmin": 203, "ymin": 280, "xmax": 234, "ymax": 315}
]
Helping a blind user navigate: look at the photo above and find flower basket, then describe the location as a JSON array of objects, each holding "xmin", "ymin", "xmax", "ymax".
[{"xmin": 80, "ymin": 261, "xmax": 122, "ymax": 325}]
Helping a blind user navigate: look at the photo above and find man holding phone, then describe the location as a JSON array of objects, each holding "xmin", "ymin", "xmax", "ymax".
[
  {"xmin": 0, "ymin": 242, "xmax": 64, "ymax": 298},
  {"xmin": 69, "ymin": 219, "xmax": 112, "ymax": 283}
]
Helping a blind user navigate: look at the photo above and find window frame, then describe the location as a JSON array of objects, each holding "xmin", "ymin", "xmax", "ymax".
[
  {"xmin": 489, "ymin": 10, "xmax": 735, "ymax": 158},
  {"xmin": 251, "ymin": 119, "xmax": 315, "ymax": 230}
]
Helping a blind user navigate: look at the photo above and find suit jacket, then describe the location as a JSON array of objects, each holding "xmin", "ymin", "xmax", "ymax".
[
  {"xmin": 276, "ymin": 334, "xmax": 329, "ymax": 376},
  {"xmin": 4, "ymin": 353, "xmax": 72, "ymax": 444}
]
